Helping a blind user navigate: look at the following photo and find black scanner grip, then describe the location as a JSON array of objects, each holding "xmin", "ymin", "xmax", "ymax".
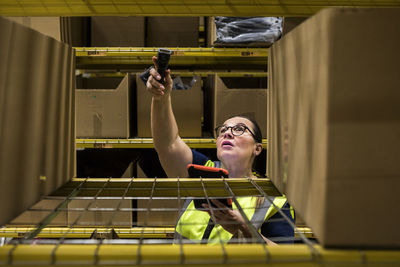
[{"xmin": 156, "ymin": 48, "xmax": 172, "ymax": 84}]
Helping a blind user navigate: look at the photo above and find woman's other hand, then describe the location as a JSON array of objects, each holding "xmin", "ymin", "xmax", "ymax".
[
  {"xmin": 202, "ymin": 200, "xmax": 250, "ymax": 237},
  {"xmin": 202, "ymin": 200, "xmax": 277, "ymax": 245}
]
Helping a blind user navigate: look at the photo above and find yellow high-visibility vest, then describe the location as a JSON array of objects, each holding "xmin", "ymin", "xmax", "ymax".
[{"xmin": 175, "ymin": 160, "xmax": 292, "ymax": 243}]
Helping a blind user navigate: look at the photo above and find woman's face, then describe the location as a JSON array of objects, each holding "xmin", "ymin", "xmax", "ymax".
[{"xmin": 216, "ymin": 117, "xmax": 260, "ymax": 164}]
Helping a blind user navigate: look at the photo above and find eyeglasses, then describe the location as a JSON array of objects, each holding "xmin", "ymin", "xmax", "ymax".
[{"xmin": 215, "ymin": 123, "xmax": 257, "ymax": 140}]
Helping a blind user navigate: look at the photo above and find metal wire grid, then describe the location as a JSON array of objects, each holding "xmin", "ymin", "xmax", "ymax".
[
  {"xmin": 1, "ymin": 177, "xmax": 400, "ymax": 265},
  {"xmin": 1, "ymin": 0, "xmax": 400, "ymax": 16},
  {"xmin": 1, "ymin": 178, "xmax": 309, "ymax": 262}
]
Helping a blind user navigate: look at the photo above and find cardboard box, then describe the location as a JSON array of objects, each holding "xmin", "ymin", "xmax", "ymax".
[
  {"xmin": 60, "ymin": 17, "xmax": 90, "ymax": 47},
  {"xmin": 146, "ymin": 17, "xmax": 199, "ymax": 47},
  {"xmin": 68, "ymin": 199, "xmax": 132, "ymax": 227},
  {"xmin": 91, "ymin": 17, "xmax": 145, "ymax": 47},
  {"xmin": 76, "ymin": 75, "xmax": 123, "ymax": 90},
  {"xmin": 76, "ymin": 74, "xmax": 131, "ymax": 138},
  {"xmin": 5, "ymin": 17, "xmax": 61, "ymax": 41},
  {"xmin": 268, "ymin": 8, "xmax": 400, "ymax": 247},
  {"xmin": 0, "ymin": 17, "xmax": 75, "ymax": 226},
  {"xmin": 121, "ymin": 161, "xmax": 135, "ymax": 178},
  {"xmin": 136, "ymin": 74, "xmax": 203, "ymax": 137},
  {"xmin": 209, "ymin": 74, "xmax": 268, "ymax": 138},
  {"xmin": 282, "ymin": 17, "xmax": 308, "ymax": 36}
]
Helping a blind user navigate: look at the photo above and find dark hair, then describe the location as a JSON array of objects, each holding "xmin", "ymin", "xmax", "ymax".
[{"xmin": 229, "ymin": 115, "xmax": 262, "ymax": 143}]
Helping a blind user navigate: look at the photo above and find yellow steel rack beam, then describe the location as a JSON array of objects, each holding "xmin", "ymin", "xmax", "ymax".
[
  {"xmin": 76, "ymin": 71, "xmax": 268, "ymax": 78},
  {"xmin": 0, "ymin": 226, "xmax": 313, "ymax": 239},
  {"xmin": 0, "ymin": 244, "xmax": 399, "ymax": 266},
  {"xmin": 1, "ymin": 1, "xmax": 400, "ymax": 17},
  {"xmin": 51, "ymin": 178, "xmax": 281, "ymax": 198},
  {"xmin": 75, "ymin": 47, "xmax": 268, "ymax": 70},
  {"xmin": 0, "ymin": 227, "xmax": 174, "ymax": 239},
  {"xmin": 76, "ymin": 138, "xmax": 268, "ymax": 149}
]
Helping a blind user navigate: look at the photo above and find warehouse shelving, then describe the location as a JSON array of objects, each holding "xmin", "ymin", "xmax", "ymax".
[
  {"xmin": 1, "ymin": 0, "xmax": 400, "ymax": 17},
  {"xmin": 0, "ymin": 226, "xmax": 314, "ymax": 239},
  {"xmin": 75, "ymin": 47, "xmax": 269, "ymax": 70},
  {"xmin": 76, "ymin": 70, "xmax": 268, "ymax": 78},
  {"xmin": 0, "ymin": 227, "xmax": 174, "ymax": 239},
  {"xmin": 76, "ymin": 138, "xmax": 268, "ymax": 149},
  {"xmin": 4, "ymin": 244, "xmax": 398, "ymax": 267},
  {"xmin": 2, "ymin": 1, "xmax": 400, "ymax": 266},
  {"xmin": 2, "ymin": 243, "xmax": 399, "ymax": 266},
  {"xmin": 51, "ymin": 177, "xmax": 281, "ymax": 197},
  {"xmin": 1, "ymin": 178, "xmax": 399, "ymax": 266}
]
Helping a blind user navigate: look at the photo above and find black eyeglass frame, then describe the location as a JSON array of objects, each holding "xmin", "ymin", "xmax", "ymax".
[{"xmin": 214, "ymin": 123, "xmax": 258, "ymax": 141}]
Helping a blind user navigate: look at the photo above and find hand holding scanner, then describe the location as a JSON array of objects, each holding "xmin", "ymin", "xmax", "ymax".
[{"xmin": 139, "ymin": 48, "xmax": 172, "ymax": 86}]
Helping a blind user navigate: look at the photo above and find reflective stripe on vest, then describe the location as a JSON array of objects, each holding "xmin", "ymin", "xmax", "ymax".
[{"xmin": 204, "ymin": 160, "xmax": 216, "ymax": 168}]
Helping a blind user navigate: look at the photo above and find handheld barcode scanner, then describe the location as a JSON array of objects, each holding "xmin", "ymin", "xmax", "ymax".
[
  {"xmin": 187, "ymin": 164, "xmax": 232, "ymax": 210},
  {"xmin": 138, "ymin": 48, "xmax": 172, "ymax": 86},
  {"xmin": 156, "ymin": 48, "xmax": 172, "ymax": 84}
]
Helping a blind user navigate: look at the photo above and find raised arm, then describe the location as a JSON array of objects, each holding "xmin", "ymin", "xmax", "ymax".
[{"xmin": 147, "ymin": 56, "xmax": 193, "ymax": 178}]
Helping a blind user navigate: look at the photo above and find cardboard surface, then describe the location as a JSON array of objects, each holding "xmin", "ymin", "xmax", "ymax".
[
  {"xmin": 282, "ymin": 17, "xmax": 308, "ymax": 36},
  {"xmin": 76, "ymin": 74, "xmax": 131, "ymax": 138},
  {"xmin": 5, "ymin": 17, "xmax": 61, "ymax": 41},
  {"xmin": 60, "ymin": 17, "xmax": 90, "ymax": 47},
  {"xmin": 0, "ymin": 17, "xmax": 75, "ymax": 226},
  {"xmin": 91, "ymin": 17, "xmax": 145, "ymax": 47},
  {"xmin": 68, "ymin": 200, "xmax": 132, "ymax": 227},
  {"xmin": 210, "ymin": 75, "xmax": 268, "ymax": 138},
  {"xmin": 146, "ymin": 17, "xmax": 199, "ymax": 47},
  {"xmin": 268, "ymin": 8, "xmax": 400, "ymax": 247},
  {"xmin": 136, "ymin": 75, "xmax": 203, "ymax": 137}
]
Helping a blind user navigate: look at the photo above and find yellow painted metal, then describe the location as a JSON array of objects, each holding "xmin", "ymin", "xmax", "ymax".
[
  {"xmin": 76, "ymin": 138, "xmax": 156, "ymax": 149},
  {"xmin": 1, "ymin": 1, "xmax": 400, "ymax": 17},
  {"xmin": 267, "ymin": 244, "xmax": 313, "ymax": 262},
  {"xmin": 75, "ymin": 47, "xmax": 268, "ymax": 58},
  {"xmin": 76, "ymin": 70, "xmax": 268, "ymax": 78},
  {"xmin": 75, "ymin": 47, "xmax": 268, "ymax": 70},
  {"xmin": 0, "ymin": 244, "xmax": 399, "ymax": 266},
  {"xmin": 0, "ymin": 226, "xmax": 313, "ymax": 239},
  {"xmin": 11, "ymin": 245, "xmax": 54, "ymax": 265},
  {"xmin": 51, "ymin": 178, "xmax": 281, "ymax": 198},
  {"xmin": 295, "ymin": 227, "xmax": 314, "ymax": 238},
  {"xmin": 76, "ymin": 138, "xmax": 267, "ymax": 149},
  {"xmin": 0, "ymin": 227, "xmax": 174, "ymax": 239}
]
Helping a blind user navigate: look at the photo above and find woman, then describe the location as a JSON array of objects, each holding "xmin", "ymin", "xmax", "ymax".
[{"xmin": 144, "ymin": 57, "xmax": 294, "ymax": 244}]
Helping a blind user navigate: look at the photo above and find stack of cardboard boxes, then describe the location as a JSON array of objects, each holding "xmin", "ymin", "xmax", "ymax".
[
  {"xmin": 268, "ymin": 8, "xmax": 400, "ymax": 247},
  {"xmin": 91, "ymin": 17, "xmax": 199, "ymax": 47}
]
